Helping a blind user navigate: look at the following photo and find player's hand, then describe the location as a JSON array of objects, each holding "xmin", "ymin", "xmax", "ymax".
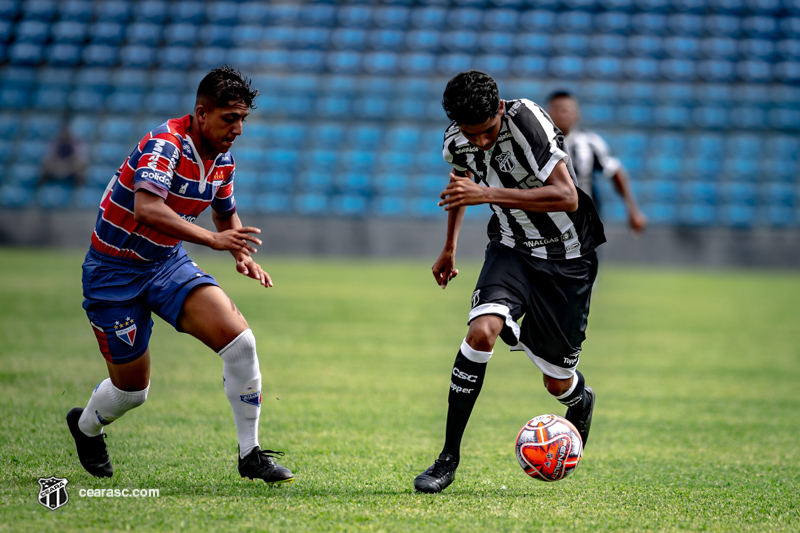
[
  {"xmin": 629, "ymin": 210, "xmax": 648, "ymax": 237},
  {"xmin": 439, "ymin": 170, "xmax": 484, "ymax": 210},
  {"xmin": 210, "ymin": 227, "xmax": 262, "ymax": 255},
  {"xmin": 236, "ymin": 256, "xmax": 273, "ymax": 288},
  {"xmin": 432, "ymin": 250, "xmax": 458, "ymax": 289}
]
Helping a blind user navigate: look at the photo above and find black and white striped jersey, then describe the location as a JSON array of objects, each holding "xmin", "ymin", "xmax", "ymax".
[
  {"xmin": 442, "ymin": 99, "xmax": 605, "ymax": 261},
  {"xmin": 564, "ymin": 130, "xmax": 622, "ymax": 201}
]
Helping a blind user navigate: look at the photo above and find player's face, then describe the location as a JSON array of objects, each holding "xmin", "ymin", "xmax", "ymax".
[
  {"xmin": 459, "ymin": 101, "xmax": 505, "ymax": 152},
  {"xmin": 548, "ymin": 97, "xmax": 579, "ymax": 135},
  {"xmin": 198, "ymin": 101, "xmax": 250, "ymax": 154}
]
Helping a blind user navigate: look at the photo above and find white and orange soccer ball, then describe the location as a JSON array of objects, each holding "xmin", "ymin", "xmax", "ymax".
[{"xmin": 515, "ymin": 414, "xmax": 583, "ymax": 482}]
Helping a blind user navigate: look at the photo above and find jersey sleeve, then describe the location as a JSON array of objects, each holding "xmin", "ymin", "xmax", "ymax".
[
  {"xmin": 131, "ymin": 134, "xmax": 182, "ymax": 199},
  {"xmin": 211, "ymin": 165, "xmax": 236, "ymax": 215},
  {"xmin": 442, "ymin": 124, "xmax": 469, "ymax": 173},
  {"xmin": 587, "ymin": 132, "xmax": 622, "ymax": 180},
  {"xmin": 506, "ymin": 99, "xmax": 568, "ymax": 183}
]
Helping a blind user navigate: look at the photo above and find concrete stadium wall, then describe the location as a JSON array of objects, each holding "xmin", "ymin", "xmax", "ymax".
[{"xmin": 1, "ymin": 208, "xmax": 799, "ymax": 269}]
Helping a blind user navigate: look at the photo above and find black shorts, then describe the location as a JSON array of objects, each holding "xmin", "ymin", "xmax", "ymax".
[{"xmin": 468, "ymin": 241, "xmax": 599, "ymax": 379}]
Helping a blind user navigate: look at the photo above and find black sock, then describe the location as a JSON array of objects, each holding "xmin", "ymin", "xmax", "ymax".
[
  {"xmin": 559, "ymin": 370, "xmax": 587, "ymax": 410},
  {"xmin": 441, "ymin": 350, "xmax": 487, "ymax": 461}
]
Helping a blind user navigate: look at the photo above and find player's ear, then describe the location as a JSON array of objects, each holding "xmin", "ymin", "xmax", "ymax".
[{"xmin": 195, "ymin": 104, "xmax": 208, "ymax": 124}]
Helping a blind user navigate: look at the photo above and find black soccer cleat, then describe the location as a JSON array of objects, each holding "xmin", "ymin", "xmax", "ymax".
[
  {"xmin": 66, "ymin": 407, "xmax": 113, "ymax": 478},
  {"xmin": 565, "ymin": 385, "xmax": 595, "ymax": 447},
  {"xmin": 238, "ymin": 446, "xmax": 294, "ymax": 485},
  {"xmin": 414, "ymin": 453, "xmax": 459, "ymax": 494}
]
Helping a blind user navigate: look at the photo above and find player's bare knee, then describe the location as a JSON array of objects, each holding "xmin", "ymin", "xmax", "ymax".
[
  {"xmin": 543, "ymin": 374, "xmax": 572, "ymax": 397},
  {"xmin": 465, "ymin": 319, "xmax": 502, "ymax": 352}
]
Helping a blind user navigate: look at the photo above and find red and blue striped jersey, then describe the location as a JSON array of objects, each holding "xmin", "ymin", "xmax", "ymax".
[{"xmin": 91, "ymin": 115, "xmax": 237, "ymax": 261}]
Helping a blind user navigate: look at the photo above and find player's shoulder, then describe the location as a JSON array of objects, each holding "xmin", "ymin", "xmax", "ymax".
[{"xmin": 506, "ymin": 98, "xmax": 548, "ymax": 124}]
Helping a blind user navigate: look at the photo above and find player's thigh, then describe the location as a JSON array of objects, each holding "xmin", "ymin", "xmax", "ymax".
[
  {"xmin": 178, "ymin": 284, "xmax": 249, "ymax": 352},
  {"xmin": 469, "ymin": 242, "xmax": 530, "ymax": 347}
]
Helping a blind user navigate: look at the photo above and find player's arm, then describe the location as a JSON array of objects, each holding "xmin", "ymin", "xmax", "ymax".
[
  {"xmin": 133, "ymin": 190, "xmax": 261, "ymax": 255},
  {"xmin": 432, "ymin": 168, "xmax": 468, "ymax": 289},
  {"xmin": 611, "ymin": 168, "xmax": 648, "ymax": 234},
  {"xmin": 212, "ymin": 208, "xmax": 272, "ymax": 287},
  {"xmin": 438, "ymin": 160, "xmax": 578, "ymax": 213}
]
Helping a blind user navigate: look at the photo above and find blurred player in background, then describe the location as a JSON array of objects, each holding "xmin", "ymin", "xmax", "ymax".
[
  {"xmin": 547, "ymin": 90, "xmax": 647, "ymax": 235},
  {"xmin": 66, "ymin": 66, "xmax": 294, "ymax": 485},
  {"xmin": 414, "ymin": 71, "xmax": 605, "ymax": 494}
]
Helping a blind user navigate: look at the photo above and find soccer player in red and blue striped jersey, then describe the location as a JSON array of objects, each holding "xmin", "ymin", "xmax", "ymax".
[{"xmin": 67, "ymin": 66, "xmax": 294, "ymax": 485}]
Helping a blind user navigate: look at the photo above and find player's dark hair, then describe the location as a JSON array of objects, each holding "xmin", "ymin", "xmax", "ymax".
[
  {"xmin": 442, "ymin": 70, "xmax": 500, "ymax": 125},
  {"xmin": 547, "ymin": 90, "xmax": 575, "ymax": 103},
  {"xmin": 196, "ymin": 65, "xmax": 259, "ymax": 110}
]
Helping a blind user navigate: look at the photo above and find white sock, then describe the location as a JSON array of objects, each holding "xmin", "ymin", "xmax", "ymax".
[
  {"xmin": 78, "ymin": 378, "xmax": 149, "ymax": 437},
  {"xmin": 219, "ymin": 329, "xmax": 261, "ymax": 458}
]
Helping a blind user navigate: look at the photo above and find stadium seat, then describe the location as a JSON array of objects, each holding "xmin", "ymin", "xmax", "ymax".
[
  {"xmin": 94, "ymin": 0, "xmax": 131, "ymax": 23},
  {"xmin": 410, "ymin": 6, "xmax": 447, "ymax": 28},
  {"xmin": 513, "ymin": 32, "xmax": 552, "ymax": 55},
  {"xmin": 705, "ymin": 15, "xmax": 740, "ymax": 36},
  {"xmin": 119, "ymin": 45, "xmax": 156, "ymax": 69},
  {"xmin": 557, "ymin": 11, "xmax": 593, "ymax": 32},
  {"xmin": 518, "ymin": 10, "xmax": 557, "ymax": 31},
  {"xmin": 362, "ymin": 52, "xmax": 399, "ymax": 74},
  {"xmin": 660, "ymin": 59, "xmax": 696, "ymax": 81},
  {"xmin": 623, "ymin": 58, "xmax": 659, "ymax": 80},
  {"xmin": 736, "ymin": 60, "xmax": 772, "ymax": 82},
  {"xmin": 327, "ymin": 51, "xmax": 361, "ymax": 74},
  {"xmin": 696, "ymin": 60, "xmax": 735, "ymax": 82},
  {"xmin": 373, "ymin": 6, "xmax": 410, "ymax": 28},
  {"xmin": 24, "ymin": 114, "xmax": 61, "ymax": 140},
  {"xmin": 295, "ymin": 193, "xmax": 329, "ymax": 215},
  {"xmin": 627, "ymin": 35, "xmax": 663, "ymax": 58},
  {"xmin": 374, "ymin": 195, "xmax": 407, "ymax": 217},
  {"xmin": 338, "ymin": 5, "xmax": 372, "ymax": 27},
  {"xmin": 437, "ymin": 53, "xmax": 473, "ymax": 75},
  {"xmin": 594, "ymin": 12, "xmax": 630, "ymax": 33},
  {"xmin": 22, "ymin": 0, "xmax": 58, "ymax": 21},
  {"xmin": 478, "ymin": 31, "xmax": 514, "ymax": 53},
  {"xmin": 700, "ymin": 37, "xmax": 737, "ymax": 59},
  {"xmin": 58, "ymin": 0, "xmax": 93, "ymax": 21},
  {"xmin": 742, "ymin": 16, "xmax": 776, "ymax": 38},
  {"xmin": 0, "ymin": 0, "xmax": 19, "ymax": 21},
  {"xmin": 16, "ymin": 20, "xmax": 51, "ymax": 44},
  {"xmin": 719, "ymin": 204, "xmax": 755, "ymax": 228},
  {"xmin": 8, "ymin": 43, "xmax": 44, "ymax": 66},
  {"xmin": 330, "ymin": 29, "xmax": 367, "ymax": 50},
  {"xmin": 446, "ymin": 8, "xmax": 483, "ymax": 29},
  {"xmin": 678, "ymin": 204, "xmax": 717, "ymax": 226}
]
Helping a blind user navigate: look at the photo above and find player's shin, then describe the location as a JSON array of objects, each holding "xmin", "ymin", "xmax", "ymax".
[
  {"xmin": 442, "ymin": 339, "xmax": 491, "ymax": 460},
  {"xmin": 78, "ymin": 378, "xmax": 150, "ymax": 436},
  {"xmin": 219, "ymin": 329, "xmax": 262, "ymax": 458},
  {"xmin": 555, "ymin": 370, "xmax": 586, "ymax": 408}
]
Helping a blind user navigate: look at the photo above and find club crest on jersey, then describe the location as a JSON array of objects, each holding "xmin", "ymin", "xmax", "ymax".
[
  {"xmin": 496, "ymin": 151, "xmax": 516, "ymax": 173},
  {"xmin": 38, "ymin": 477, "xmax": 69, "ymax": 511},
  {"xmin": 114, "ymin": 317, "xmax": 137, "ymax": 347},
  {"xmin": 240, "ymin": 389, "xmax": 261, "ymax": 407}
]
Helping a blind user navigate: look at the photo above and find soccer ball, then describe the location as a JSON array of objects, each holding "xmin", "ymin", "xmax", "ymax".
[{"xmin": 515, "ymin": 414, "xmax": 583, "ymax": 482}]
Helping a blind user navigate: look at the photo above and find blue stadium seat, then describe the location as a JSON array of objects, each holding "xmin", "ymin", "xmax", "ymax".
[
  {"xmin": 32, "ymin": 86, "xmax": 68, "ymax": 110},
  {"xmin": 331, "ymin": 194, "xmax": 369, "ymax": 216},
  {"xmin": 335, "ymin": 173, "xmax": 371, "ymax": 195},
  {"xmin": 262, "ymin": 172, "xmax": 293, "ymax": 194},
  {"xmin": 678, "ymin": 204, "xmax": 717, "ymax": 226},
  {"xmin": 736, "ymin": 60, "xmax": 772, "ymax": 82},
  {"xmin": 295, "ymin": 193, "xmax": 329, "ymax": 215},
  {"xmin": 742, "ymin": 16, "xmax": 776, "ymax": 38},
  {"xmin": 664, "ymin": 37, "xmax": 700, "ymax": 58},
  {"xmin": 127, "ymin": 22, "xmax": 162, "ymax": 45},
  {"xmin": 518, "ymin": 10, "xmax": 557, "ymax": 32},
  {"xmin": 198, "ymin": 24, "xmax": 233, "ymax": 47},
  {"xmin": 762, "ymin": 183, "xmax": 795, "ymax": 207},
  {"xmin": 306, "ymin": 150, "xmax": 338, "ymax": 171},
  {"xmin": 0, "ymin": 0, "xmax": 20, "ymax": 20},
  {"xmin": 780, "ymin": 17, "xmax": 800, "ymax": 39},
  {"xmin": 769, "ymin": 107, "xmax": 800, "ymax": 130},
  {"xmin": 340, "ymin": 150, "xmax": 376, "ymax": 173},
  {"xmin": 627, "ymin": 36, "xmax": 663, "ymax": 58},
  {"xmin": 513, "ymin": 32, "xmax": 552, "ymax": 55},
  {"xmin": 253, "ymin": 193, "xmax": 291, "ymax": 214},
  {"xmin": 158, "ymin": 46, "xmax": 195, "ymax": 70},
  {"xmin": 163, "ymin": 23, "xmax": 198, "ymax": 46},
  {"xmin": 706, "ymin": 0, "xmax": 746, "ymax": 14},
  {"xmin": 739, "ymin": 38, "xmax": 774, "ymax": 59},
  {"xmin": 8, "ymin": 43, "xmax": 44, "ymax": 66},
  {"xmin": 661, "ymin": 59, "xmax": 696, "ymax": 81},
  {"xmin": 598, "ymin": 0, "xmax": 636, "ymax": 10},
  {"xmin": 631, "ymin": 13, "xmax": 666, "ymax": 33},
  {"xmin": 309, "ymin": 123, "xmax": 346, "ymax": 147},
  {"xmin": 696, "ymin": 60, "xmax": 735, "ymax": 82},
  {"xmin": 692, "ymin": 106, "xmax": 728, "ymax": 129},
  {"xmin": 776, "ymin": 39, "xmax": 800, "ymax": 61},
  {"xmin": 23, "ymin": 0, "xmax": 59, "ymax": 21},
  {"xmin": 437, "ymin": 53, "xmax": 473, "ymax": 75},
  {"xmin": 4, "ymin": 163, "xmax": 39, "ymax": 188},
  {"xmin": 374, "ymin": 6, "xmax": 410, "ymax": 28},
  {"xmin": 331, "ymin": 28, "xmax": 367, "ymax": 50},
  {"xmin": 374, "ymin": 173, "xmax": 409, "ymax": 194},
  {"xmin": 99, "ymin": 117, "xmax": 138, "ymax": 142},
  {"xmin": 290, "ymin": 50, "xmax": 325, "ymax": 73},
  {"xmin": 586, "ymin": 56, "xmax": 623, "ymax": 79},
  {"xmin": 169, "ymin": 1, "xmax": 205, "ymax": 24},
  {"xmin": 94, "ymin": 0, "xmax": 131, "ymax": 22},
  {"xmin": 729, "ymin": 106, "xmax": 767, "ymax": 129},
  {"xmin": 559, "ymin": 34, "xmax": 590, "ymax": 56},
  {"xmin": 410, "ymin": 7, "xmax": 447, "ymax": 28},
  {"xmin": 398, "ymin": 53, "xmax": 435, "ymax": 75},
  {"xmin": 89, "ymin": 22, "xmax": 125, "ymax": 46},
  {"xmin": 36, "ymin": 184, "xmax": 75, "ymax": 209},
  {"xmin": 594, "ymin": 12, "xmax": 630, "ymax": 33},
  {"xmin": 194, "ymin": 47, "xmax": 229, "ymax": 70},
  {"xmin": 51, "ymin": 21, "xmax": 87, "ymax": 45},
  {"xmin": 476, "ymin": 54, "xmax": 511, "ymax": 74},
  {"xmin": 24, "ymin": 114, "xmax": 61, "ymax": 140},
  {"xmin": 623, "ymin": 58, "xmax": 659, "ymax": 80},
  {"xmin": 764, "ymin": 206, "xmax": 796, "ymax": 227},
  {"xmin": 295, "ymin": 28, "xmax": 330, "ymax": 50},
  {"xmin": 704, "ymin": 15, "xmax": 740, "ymax": 36},
  {"xmin": 374, "ymin": 196, "xmax": 407, "ymax": 217},
  {"xmin": 16, "ymin": 20, "xmax": 51, "ymax": 44},
  {"xmin": 719, "ymin": 204, "xmax": 755, "ymax": 227},
  {"xmin": 700, "ymin": 37, "xmax": 737, "ymax": 59},
  {"xmin": 478, "ymin": 31, "xmax": 514, "ymax": 53},
  {"xmin": 557, "ymin": 11, "xmax": 593, "ymax": 32},
  {"xmin": 119, "ymin": 45, "xmax": 156, "ymax": 68},
  {"xmin": 446, "ymin": 8, "xmax": 483, "ymax": 29},
  {"xmin": 205, "ymin": 1, "xmax": 239, "ymax": 25},
  {"xmin": 440, "ymin": 31, "xmax": 478, "ymax": 53},
  {"xmin": 362, "ymin": 52, "xmax": 399, "ymax": 74},
  {"xmin": 721, "ymin": 182, "xmax": 756, "ymax": 206},
  {"xmin": 58, "ymin": 0, "xmax": 93, "ymax": 21},
  {"xmin": 327, "ymin": 51, "xmax": 361, "ymax": 74},
  {"xmin": 666, "ymin": 14, "xmax": 703, "ymax": 36},
  {"xmin": 0, "ymin": 185, "xmax": 34, "ymax": 208},
  {"xmin": 483, "ymin": 8, "xmax": 519, "ymax": 29},
  {"xmin": 132, "ymin": 0, "xmax": 169, "ymax": 23},
  {"xmin": 338, "ymin": 5, "xmax": 372, "ymax": 27},
  {"xmin": 589, "ymin": 34, "xmax": 626, "ymax": 56},
  {"xmin": 775, "ymin": 61, "xmax": 800, "ymax": 83}
]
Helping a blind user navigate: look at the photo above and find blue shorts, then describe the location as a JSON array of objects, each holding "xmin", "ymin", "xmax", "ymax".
[{"xmin": 82, "ymin": 246, "xmax": 218, "ymax": 365}]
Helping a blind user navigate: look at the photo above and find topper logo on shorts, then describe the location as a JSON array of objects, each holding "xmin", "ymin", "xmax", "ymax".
[{"xmin": 113, "ymin": 317, "xmax": 137, "ymax": 347}]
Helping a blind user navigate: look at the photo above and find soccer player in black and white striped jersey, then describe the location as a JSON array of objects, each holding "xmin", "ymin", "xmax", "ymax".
[
  {"xmin": 414, "ymin": 71, "xmax": 606, "ymax": 494},
  {"xmin": 548, "ymin": 91, "xmax": 647, "ymax": 235}
]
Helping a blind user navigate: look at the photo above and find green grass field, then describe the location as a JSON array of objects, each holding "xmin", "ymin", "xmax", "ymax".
[{"xmin": 1, "ymin": 247, "xmax": 798, "ymax": 532}]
